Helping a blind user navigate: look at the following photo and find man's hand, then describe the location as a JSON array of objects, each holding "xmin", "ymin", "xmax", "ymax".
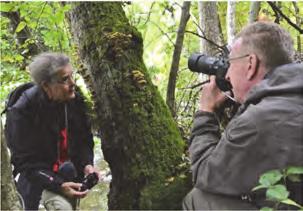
[
  {"xmin": 60, "ymin": 182, "xmax": 88, "ymax": 198},
  {"xmin": 199, "ymin": 76, "xmax": 227, "ymax": 112}
]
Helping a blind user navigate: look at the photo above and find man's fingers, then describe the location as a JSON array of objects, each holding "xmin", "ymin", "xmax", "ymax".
[{"xmin": 209, "ymin": 75, "xmax": 216, "ymax": 83}]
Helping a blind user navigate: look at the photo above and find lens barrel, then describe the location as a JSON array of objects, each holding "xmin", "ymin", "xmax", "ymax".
[
  {"xmin": 188, "ymin": 53, "xmax": 220, "ymax": 75},
  {"xmin": 188, "ymin": 53, "xmax": 232, "ymax": 91}
]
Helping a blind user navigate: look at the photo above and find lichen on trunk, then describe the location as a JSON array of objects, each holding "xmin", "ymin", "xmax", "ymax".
[
  {"xmin": 69, "ymin": 2, "xmax": 190, "ymax": 209},
  {"xmin": 1, "ymin": 122, "xmax": 22, "ymax": 210}
]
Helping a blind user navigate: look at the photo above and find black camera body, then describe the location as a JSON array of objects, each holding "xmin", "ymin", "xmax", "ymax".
[
  {"xmin": 80, "ymin": 172, "xmax": 99, "ymax": 191},
  {"xmin": 58, "ymin": 161, "xmax": 98, "ymax": 191},
  {"xmin": 188, "ymin": 53, "xmax": 232, "ymax": 91}
]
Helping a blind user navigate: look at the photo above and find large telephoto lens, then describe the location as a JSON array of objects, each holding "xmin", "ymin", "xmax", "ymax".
[
  {"xmin": 188, "ymin": 53, "xmax": 219, "ymax": 75},
  {"xmin": 188, "ymin": 53, "xmax": 231, "ymax": 91}
]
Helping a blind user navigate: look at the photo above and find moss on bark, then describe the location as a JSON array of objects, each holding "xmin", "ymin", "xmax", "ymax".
[{"xmin": 1, "ymin": 122, "xmax": 22, "ymax": 210}]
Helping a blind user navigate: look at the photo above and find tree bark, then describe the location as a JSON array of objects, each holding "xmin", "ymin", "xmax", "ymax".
[
  {"xmin": 198, "ymin": 2, "xmax": 237, "ymax": 126},
  {"xmin": 166, "ymin": 2, "xmax": 191, "ymax": 117},
  {"xmin": 248, "ymin": 2, "xmax": 261, "ymax": 23},
  {"xmin": 227, "ymin": 1, "xmax": 236, "ymax": 45},
  {"xmin": 1, "ymin": 122, "xmax": 22, "ymax": 210},
  {"xmin": 69, "ymin": 2, "xmax": 189, "ymax": 209},
  {"xmin": 198, "ymin": 1, "xmax": 223, "ymax": 55}
]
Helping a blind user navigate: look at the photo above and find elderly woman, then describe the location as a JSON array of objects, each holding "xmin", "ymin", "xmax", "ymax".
[{"xmin": 5, "ymin": 52, "xmax": 99, "ymax": 210}]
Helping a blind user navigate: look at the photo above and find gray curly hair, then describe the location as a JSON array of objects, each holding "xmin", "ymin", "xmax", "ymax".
[{"xmin": 29, "ymin": 52, "xmax": 70, "ymax": 85}]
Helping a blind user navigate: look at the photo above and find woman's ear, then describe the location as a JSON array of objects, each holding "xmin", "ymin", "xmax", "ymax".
[
  {"xmin": 246, "ymin": 54, "xmax": 259, "ymax": 80},
  {"xmin": 41, "ymin": 81, "xmax": 53, "ymax": 99},
  {"xmin": 41, "ymin": 81, "xmax": 48, "ymax": 91}
]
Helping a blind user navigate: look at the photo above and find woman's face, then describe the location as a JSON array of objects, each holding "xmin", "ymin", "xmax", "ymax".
[{"xmin": 44, "ymin": 64, "xmax": 75, "ymax": 102}]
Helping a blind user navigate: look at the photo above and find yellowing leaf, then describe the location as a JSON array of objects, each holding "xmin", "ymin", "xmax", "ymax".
[{"xmin": 15, "ymin": 21, "xmax": 27, "ymax": 33}]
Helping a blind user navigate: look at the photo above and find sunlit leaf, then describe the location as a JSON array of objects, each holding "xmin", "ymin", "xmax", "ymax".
[
  {"xmin": 288, "ymin": 174, "xmax": 301, "ymax": 182},
  {"xmin": 15, "ymin": 21, "xmax": 27, "ymax": 33},
  {"xmin": 260, "ymin": 207, "xmax": 274, "ymax": 211},
  {"xmin": 266, "ymin": 184, "xmax": 289, "ymax": 202},
  {"xmin": 0, "ymin": 2, "xmax": 16, "ymax": 12},
  {"xmin": 286, "ymin": 166, "xmax": 303, "ymax": 175},
  {"xmin": 15, "ymin": 54, "xmax": 24, "ymax": 62},
  {"xmin": 281, "ymin": 199, "xmax": 303, "ymax": 209},
  {"xmin": 259, "ymin": 170, "xmax": 283, "ymax": 187},
  {"xmin": 62, "ymin": 4, "xmax": 72, "ymax": 12}
]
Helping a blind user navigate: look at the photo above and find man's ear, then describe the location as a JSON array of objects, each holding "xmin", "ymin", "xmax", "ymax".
[{"xmin": 246, "ymin": 54, "xmax": 259, "ymax": 80}]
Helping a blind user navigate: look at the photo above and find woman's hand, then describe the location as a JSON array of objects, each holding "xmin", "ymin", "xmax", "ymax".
[{"xmin": 60, "ymin": 182, "xmax": 88, "ymax": 198}]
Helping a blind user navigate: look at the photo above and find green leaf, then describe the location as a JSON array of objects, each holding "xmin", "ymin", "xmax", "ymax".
[
  {"xmin": 15, "ymin": 54, "xmax": 24, "ymax": 62},
  {"xmin": 0, "ymin": 3, "xmax": 15, "ymax": 12},
  {"xmin": 259, "ymin": 170, "xmax": 283, "ymax": 187},
  {"xmin": 288, "ymin": 174, "xmax": 301, "ymax": 182},
  {"xmin": 15, "ymin": 21, "xmax": 27, "ymax": 33},
  {"xmin": 266, "ymin": 184, "xmax": 289, "ymax": 202},
  {"xmin": 286, "ymin": 166, "xmax": 303, "ymax": 175},
  {"xmin": 260, "ymin": 207, "xmax": 274, "ymax": 211},
  {"xmin": 281, "ymin": 199, "xmax": 303, "ymax": 208},
  {"xmin": 62, "ymin": 4, "xmax": 72, "ymax": 12}
]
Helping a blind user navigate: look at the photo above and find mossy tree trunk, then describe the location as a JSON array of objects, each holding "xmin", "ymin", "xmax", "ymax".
[
  {"xmin": 1, "ymin": 122, "xmax": 22, "ymax": 210},
  {"xmin": 69, "ymin": 2, "xmax": 190, "ymax": 209}
]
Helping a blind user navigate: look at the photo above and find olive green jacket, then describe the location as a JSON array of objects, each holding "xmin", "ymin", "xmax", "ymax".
[{"xmin": 189, "ymin": 63, "xmax": 303, "ymax": 209}]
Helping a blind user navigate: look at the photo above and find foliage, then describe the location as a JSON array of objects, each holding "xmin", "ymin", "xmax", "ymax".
[{"xmin": 252, "ymin": 166, "xmax": 303, "ymax": 210}]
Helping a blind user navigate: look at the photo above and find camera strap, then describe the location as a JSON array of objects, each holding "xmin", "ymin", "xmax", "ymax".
[
  {"xmin": 64, "ymin": 103, "xmax": 69, "ymax": 142},
  {"xmin": 54, "ymin": 103, "xmax": 69, "ymax": 172},
  {"xmin": 222, "ymin": 91, "xmax": 237, "ymax": 102}
]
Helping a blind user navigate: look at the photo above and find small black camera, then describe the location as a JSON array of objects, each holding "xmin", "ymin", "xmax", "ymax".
[
  {"xmin": 58, "ymin": 162, "xmax": 98, "ymax": 191},
  {"xmin": 188, "ymin": 53, "xmax": 232, "ymax": 91},
  {"xmin": 80, "ymin": 172, "xmax": 99, "ymax": 191}
]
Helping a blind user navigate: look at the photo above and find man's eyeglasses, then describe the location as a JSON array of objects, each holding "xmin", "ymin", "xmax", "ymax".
[{"xmin": 227, "ymin": 54, "xmax": 249, "ymax": 62}]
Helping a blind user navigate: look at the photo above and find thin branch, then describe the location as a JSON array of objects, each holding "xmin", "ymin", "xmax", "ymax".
[
  {"xmin": 181, "ymin": 80, "xmax": 210, "ymax": 90},
  {"xmin": 185, "ymin": 30, "xmax": 227, "ymax": 54},
  {"xmin": 143, "ymin": 2, "xmax": 155, "ymax": 26},
  {"xmin": 166, "ymin": 1, "xmax": 191, "ymax": 115},
  {"xmin": 33, "ymin": 2, "xmax": 47, "ymax": 35},
  {"xmin": 150, "ymin": 21, "xmax": 175, "ymax": 46},
  {"xmin": 268, "ymin": 1, "xmax": 303, "ymax": 34}
]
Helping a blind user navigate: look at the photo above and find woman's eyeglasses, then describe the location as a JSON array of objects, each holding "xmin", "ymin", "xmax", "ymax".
[{"xmin": 52, "ymin": 72, "xmax": 75, "ymax": 85}]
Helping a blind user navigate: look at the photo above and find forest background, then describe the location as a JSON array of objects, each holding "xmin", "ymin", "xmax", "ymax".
[{"xmin": 1, "ymin": 1, "xmax": 302, "ymax": 210}]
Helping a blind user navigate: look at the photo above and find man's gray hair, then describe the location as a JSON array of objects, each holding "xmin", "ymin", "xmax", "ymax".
[
  {"xmin": 29, "ymin": 52, "xmax": 70, "ymax": 85},
  {"xmin": 236, "ymin": 22, "xmax": 294, "ymax": 70}
]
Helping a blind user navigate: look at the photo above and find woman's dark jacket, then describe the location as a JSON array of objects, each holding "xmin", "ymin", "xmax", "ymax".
[{"xmin": 5, "ymin": 85, "xmax": 94, "ymax": 193}]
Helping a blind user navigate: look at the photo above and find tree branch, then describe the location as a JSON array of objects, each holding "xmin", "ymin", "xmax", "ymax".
[
  {"xmin": 268, "ymin": 1, "xmax": 303, "ymax": 34},
  {"xmin": 166, "ymin": 1, "xmax": 191, "ymax": 116}
]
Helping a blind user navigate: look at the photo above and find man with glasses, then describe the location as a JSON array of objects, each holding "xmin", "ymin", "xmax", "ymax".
[
  {"xmin": 5, "ymin": 52, "xmax": 99, "ymax": 210},
  {"xmin": 183, "ymin": 22, "xmax": 302, "ymax": 209}
]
